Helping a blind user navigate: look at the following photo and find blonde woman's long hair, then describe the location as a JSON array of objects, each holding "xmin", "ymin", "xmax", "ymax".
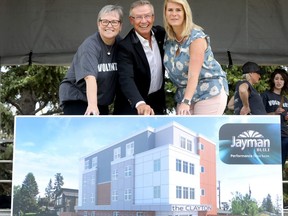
[{"xmin": 163, "ymin": 0, "xmax": 202, "ymax": 40}]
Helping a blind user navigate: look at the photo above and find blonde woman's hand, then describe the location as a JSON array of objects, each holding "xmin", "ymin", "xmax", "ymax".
[{"xmin": 177, "ymin": 103, "xmax": 191, "ymax": 115}]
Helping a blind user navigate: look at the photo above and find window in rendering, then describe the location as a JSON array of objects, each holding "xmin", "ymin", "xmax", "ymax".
[
  {"xmin": 180, "ymin": 136, "xmax": 186, "ymax": 149},
  {"xmin": 114, "ymin": 147, "xmax": 121, "ymax": 160},
  {"xmin": 85, "ymin": 160, "xmax": 89, "ymax": 170},
  {"xmin": 112, "ymin": 190, "xmax": 118, "ymax": 201},
  {"xmin": 91, "ymin": 174, "xmax": 95, "ymax": 185},
  {"xmin": 201, "ymin": 188, "xmax": 205, "ymax": 196},
  {"xmin": 190, "ymin": 188, "xmax": 195, "ymax": 199},
  {"xmin": 113, "ymin": 212, "xmax": 119, "ymax": 216},
  {"xmin": 189, "ymin": 163, "xmax": 194, "ymax": 175},
  {"xmin": 176, "ymin": 159, "xmax": 182, "ymax": 171},
  {"xmin": 183, "ymin": 161, "xmax": 188, "ymax": 173},
  {"xmin": 83, "ymin": 194, "xmax": 86, "ymax": 204},
  {"xmin": 126, "ymin": 141, "xmax": 134, "ymax": 157},
  {"xmin": 201, "ymin": 166, "xmax": 205, "ymax": 173},
  {"xmin": 183, "ymin": 187, "xmax": 188, "ymax": 199},
  {"xmin": 153, "ymin": 186, "xmax": 161, "ymax": 198},
  {"xmin": 112, "ymin": 169, "xmax": 118, "ymax": 180},
  {"xmin": 187, "ymin": 139, "xmax": 192, "ymax": 151},
  {"xmin": 154, "ymin": 159, "xmax": 161, "ymax": 172},
  {"xmin": 124, "ymin": 188, "xmax": 132, "ymax": 201},
  {"xmin": 91, "ymin": 192, "xmax": 95, "ymax": 203},
  {"xmin": 176, "ymin": 186, "xmax": 182, "ymax": 198},
  {"xmin": 200, "ymin": 143, "xmax": 204, "ymax": 150},
  {"xmin": 125, "ymin": 165, "xmax": 132, "ymax": 177},
  {"xmin": 92, "ymin": 156, "xmax": 97, "ymax": 168}
]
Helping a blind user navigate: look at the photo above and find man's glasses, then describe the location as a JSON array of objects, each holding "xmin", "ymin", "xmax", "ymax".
[
  {"xmin": 99, "ymin": 19, "xmax": 121, "ymax": 27},
  {"xmin": 130, "ymin": 14, "xmax": 153, "ymax": 21}
]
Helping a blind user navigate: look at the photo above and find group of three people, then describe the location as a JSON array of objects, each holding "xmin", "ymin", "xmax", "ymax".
[{"xmin": 59, "ymin": 0, "xmax": 229, "ymax": 116}]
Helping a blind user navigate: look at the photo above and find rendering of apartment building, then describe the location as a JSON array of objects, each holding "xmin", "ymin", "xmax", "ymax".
[{"xmin": 77, "ymin": 121, "xmax": 217, "ymax": 216}]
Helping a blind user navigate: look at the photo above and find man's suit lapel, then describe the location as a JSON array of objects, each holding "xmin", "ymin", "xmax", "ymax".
[{"xmin": 130, "ymin": 31, "xmax": 150, "ymax": 73}]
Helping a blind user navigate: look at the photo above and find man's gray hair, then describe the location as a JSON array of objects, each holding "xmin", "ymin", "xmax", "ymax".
[{"xmin": 129, "ymin": 0, "xmax": 154, "ymax": 16}]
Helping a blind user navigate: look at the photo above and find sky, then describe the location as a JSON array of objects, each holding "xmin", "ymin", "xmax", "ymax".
[{"xmin": 12, "ymin": 115, "xmax": 283, "ymax": 208}]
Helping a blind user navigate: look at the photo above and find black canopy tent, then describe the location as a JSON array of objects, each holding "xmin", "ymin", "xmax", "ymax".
[{"xmin": 0, "ymin": 0, "xmax": 287, "ymax": 66}]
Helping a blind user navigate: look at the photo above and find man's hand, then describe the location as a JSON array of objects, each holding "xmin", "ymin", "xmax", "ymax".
[{"xmin": 136, "ymin": 103, "xmax": 155, "ymax": 115}]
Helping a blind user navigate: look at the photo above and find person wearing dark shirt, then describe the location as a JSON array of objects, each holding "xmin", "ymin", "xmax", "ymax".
[
  {"xmin": 262, "ymin": 69, "xmax": 288, "ymax": 167},
  {"xmin": 113, "ymin": 0, "xmax": 166, "ymax": 115},
  {"xmin": 59, "ymin": 5, "xmax": 123, "ymax": 115},
  {"xmin": 234, "ymin": 62, "xmax": 266, "ymax": 115}
]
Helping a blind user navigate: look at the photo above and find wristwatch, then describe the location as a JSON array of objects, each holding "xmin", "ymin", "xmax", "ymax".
[{"xmin": 181, "ymin": 98, "xmax": 191, "ymax": 106}]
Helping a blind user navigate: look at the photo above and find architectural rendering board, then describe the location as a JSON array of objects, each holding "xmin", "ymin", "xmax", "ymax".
[{"xmin": 12, "ymin": 116, "xmax": 283, "ymax": 216}]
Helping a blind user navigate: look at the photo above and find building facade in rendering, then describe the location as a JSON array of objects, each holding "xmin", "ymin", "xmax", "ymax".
[
  {"xmin": 55, "ymin": 188, "xmax": 78, "ymax": 216},
  {"xmin": 77, "ymin": 122, "xmax": 217, "ymax": 216}
]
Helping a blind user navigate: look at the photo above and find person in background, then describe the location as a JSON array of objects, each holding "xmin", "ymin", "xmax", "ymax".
[
  {"xmin": 261, "ymin": 69, "xmax": 288, "ymax": 167},
  {"xmin": 163, "ymin": 0, "xmax": 228, "ymax": 115},
  {"xmin": 59, "ymin": 5, "xmax": 123, "ymax": 115},
  {"xmin": 233, "ymin": 61, "xmax": 266, "ymax": 115},
  {"xmin": 113, "ymin": 0, "xmax": 166, "ymax": 115}
]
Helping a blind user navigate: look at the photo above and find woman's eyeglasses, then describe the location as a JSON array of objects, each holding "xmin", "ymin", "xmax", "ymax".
[{"xmin": 99, "ymin": 19, "xmax": 121, "ymax": 27}]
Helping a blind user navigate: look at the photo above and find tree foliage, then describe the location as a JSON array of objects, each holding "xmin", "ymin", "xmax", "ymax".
[
  {"xmin": 0, "ymin": 65, "xmax": 67, "ymax": 139},
  {"xmin": 45, "ymin": 179, "xmax": 54, "ymax": 207},
  {"xmin": 13, "ymin": 173, "xmax": 39, "ymax": 214},
  {"xmin": 1, "ymin": 65, "xmax": 66, "ymax": 115},
  {"xmin": 12, "ymin": 172, "xmax": 65, "ymax": 215},
  {"xmin": 53, "ymin": 173, "xmax": 64, "ymax": 198},
  {"xmin": 284, "ymin": 182, "xmax": 288, "ymax": 207},
  {"xmin": 0, "ymin": 139, "xmax": 13, "ymax": 198},
  {"xmin": 261, "ymin": 194, "xmax": 274, "ymax": 213},
  {"xmin": 230, "ymin": 191, "xmax": 258, "ymax": 215}
]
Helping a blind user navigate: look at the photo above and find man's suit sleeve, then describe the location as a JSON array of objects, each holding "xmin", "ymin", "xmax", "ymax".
[{"xmin": 117, "ymin": 41, "xmax": 144, "ymax": 108}]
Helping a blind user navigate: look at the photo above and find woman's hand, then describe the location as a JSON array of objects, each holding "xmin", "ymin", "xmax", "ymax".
[
  {"xmin": 275, "ymin": 107, "xmax": 285, "ymax": 114},
  {"xmin": 177, "ymin": 103, "xmax": 191, "ymax": 115},
  {"xmin": 85, "ymin": 106, "xmax": 99, "ymax": 115}
]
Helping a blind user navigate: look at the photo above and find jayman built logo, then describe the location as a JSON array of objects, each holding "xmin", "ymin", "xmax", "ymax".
[
  {"xmin": 231, "ymin": 130, "xmax": 270, "ymax": 151},
  {"xmin": 219, "ymin": 124, "xmax": 281, "ymax": 164}
]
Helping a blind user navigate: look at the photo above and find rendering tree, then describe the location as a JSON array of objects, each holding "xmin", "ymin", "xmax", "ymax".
[
  {"xmin": 13, "ymin": 172, "xmax": 39, "ymax": 215},
  {"xmin": 53, "ymin": 173, "xmax": 64, "ymax": 198},
  {"xmin": 45, "ymin": 179, "xmax": 54, "ymax": 207},
  {"xmin": 230, "ymin": 191, "xmax": 258, "ymax": 215},
  {"xmin": 261, "ymin": 194, "xmax": 275, "ymax": 213}
]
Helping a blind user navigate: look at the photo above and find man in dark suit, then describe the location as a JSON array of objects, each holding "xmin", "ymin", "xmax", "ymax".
[{"xmin": 113, "ymin": 0, "xmax": 166, "ymax": 115}]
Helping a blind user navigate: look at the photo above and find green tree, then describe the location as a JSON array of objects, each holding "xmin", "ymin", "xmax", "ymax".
[
  {"xmin": 20, "ymin": 172, "xmax": 39, "ymax": 214},
  {"xmin": 164, "ymin": 76, "xmax": 177, "ymax": 114},
  {"xmin": 1, "ymin": 65, "xmax": 66, "ymax": 115},
  {"xmin": 12, "ymin": 185, "xmax": 23, "ymax": 216},
  {"xmin": 0, "ymin": 65, "xmax": 66, "ymax": 135},
  {"xmin": 274, "ymin": 195, "xmax": 282, "ymax": 215},
  {"xmin": 45, "ymin": 179, "xmax": 54, "ymax": 207},
  {"xmin": 230, "ymin": 191, "xmax": 259, "ymax": 215},
  {"xmin": 0, "ymin": 139, "xmax": 13, "ymax": 202},
  {"xmin": 261, "ymin": 194, "xmax": 274, "ymax": 213},
  {"xmin": 53, "ymin": 173, "xmax": 64, "ymax": 198}
]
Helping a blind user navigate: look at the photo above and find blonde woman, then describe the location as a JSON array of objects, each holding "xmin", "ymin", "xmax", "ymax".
[{"xmin": 163, "ymin": 0, "xmax": 228, "ymax": 115}]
